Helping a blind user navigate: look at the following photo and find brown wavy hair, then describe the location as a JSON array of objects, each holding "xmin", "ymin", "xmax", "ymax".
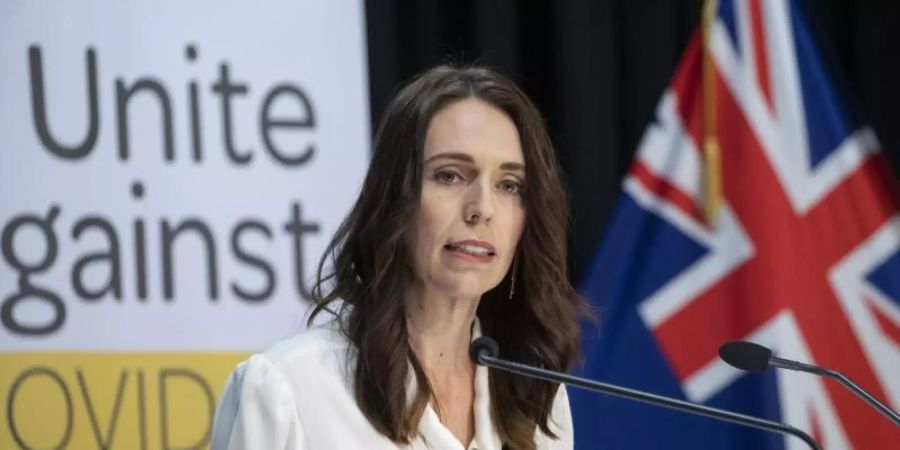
[{"xmin": 309, "ymin": 65, "xmax": 585, "ymax": 450}]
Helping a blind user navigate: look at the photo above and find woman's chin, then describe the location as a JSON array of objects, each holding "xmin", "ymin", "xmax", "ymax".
[{"xmin": 431, "ymin": 276, "xmax": 494, "ymax": 300}]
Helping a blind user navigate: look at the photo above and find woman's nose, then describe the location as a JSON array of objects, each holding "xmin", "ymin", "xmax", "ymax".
[{"xmin": 463, "ymin": 179, "xmax": 494, "ymax": 225}]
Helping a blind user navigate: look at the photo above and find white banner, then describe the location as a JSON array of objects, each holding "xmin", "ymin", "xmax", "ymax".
[{"xmin": 0, "ymin": 0, "xmax": 369, "ymax": 351}]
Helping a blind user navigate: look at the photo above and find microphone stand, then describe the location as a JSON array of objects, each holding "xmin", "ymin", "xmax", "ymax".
[{"xmin": 474, "ymin": 350, "xmax": 822, "ymax": 450}]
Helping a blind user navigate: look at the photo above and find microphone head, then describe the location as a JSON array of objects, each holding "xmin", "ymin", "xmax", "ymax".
[
  {"xmin": 719, "ymin": 341, "xmax": 773, "ymax": 372},
  {"xmin": 469, "ymin": 337, "xmax": 499, "ymax": 364}
]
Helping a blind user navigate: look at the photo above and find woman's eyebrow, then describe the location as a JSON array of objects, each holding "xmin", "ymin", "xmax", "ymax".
[
  {"xmin": 423, "ymin": 152, "xmax": 473, "ymax": 165},
  {"xmin": 500, "ymin": 162, "xmax": 525, "ymax": 172},
  {"xmin": 425, "ymin": 152, "xmax": 525, "ymax": 172}
]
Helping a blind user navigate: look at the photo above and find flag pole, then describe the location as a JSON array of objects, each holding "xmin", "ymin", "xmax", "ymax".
[{"xmin": 702, "ymin": 0, "xmax": 722, "ymax": 221}]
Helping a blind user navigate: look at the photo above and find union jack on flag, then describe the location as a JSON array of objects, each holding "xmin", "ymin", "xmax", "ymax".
[{"xmin": 571, "ymin": 1, "xmax": 900, "ymax": 449}]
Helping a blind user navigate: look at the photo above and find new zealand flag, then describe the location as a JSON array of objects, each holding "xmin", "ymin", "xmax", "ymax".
[{"xmin": 571, "ymin": 1, "xmax": 900, "ymax": 448}]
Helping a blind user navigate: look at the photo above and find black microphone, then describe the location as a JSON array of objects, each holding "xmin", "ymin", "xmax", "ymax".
[
  {"xmin": 470, "ymin": 336, "xmax": 821, "ymax": 450},
  {"xmin": 719, "ymin": 340, "xmax": 900, "ymax": 426}
]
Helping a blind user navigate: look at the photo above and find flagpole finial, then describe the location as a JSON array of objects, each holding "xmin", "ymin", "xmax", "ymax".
[{"xmin": 702, "ymin": 0, "xmax": 722, "ymax": 222}]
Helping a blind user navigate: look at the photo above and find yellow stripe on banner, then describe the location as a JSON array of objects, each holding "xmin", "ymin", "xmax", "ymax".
[{"xmin": 0, "ymin": 352, "xmax": 249, "ymax": 450}]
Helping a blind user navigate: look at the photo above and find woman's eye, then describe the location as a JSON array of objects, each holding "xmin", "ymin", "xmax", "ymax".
[
  {"xmin": 435, "ymin": 170, "xmax": 462, "ymax": 185},
  {"xmin": 500, "ymin": 180, "xmax": 523, "ymax": 195}
]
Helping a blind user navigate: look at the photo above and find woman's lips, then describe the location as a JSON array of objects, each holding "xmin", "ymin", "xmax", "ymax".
[{"xmin": 444, "ymin": 240, "xmax": 496, "ymax": 263}]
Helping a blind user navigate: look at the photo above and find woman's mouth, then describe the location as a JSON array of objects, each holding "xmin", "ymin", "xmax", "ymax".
[{"xmin": 444, "ymin": 240, "xmax": 496, "ymax": 263}]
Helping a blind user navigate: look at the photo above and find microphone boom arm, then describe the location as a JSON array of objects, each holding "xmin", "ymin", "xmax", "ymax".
[
  {"xmin": 475, "ymin": 352, "xmax": 822, "ymax": 450},
  {"xmin": 769, "ymin": 356, "xmax": 900, "ymax": 426}
]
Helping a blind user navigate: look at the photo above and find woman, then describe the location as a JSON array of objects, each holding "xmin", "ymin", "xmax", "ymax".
[{"xmin": 211, "ymin": 65, "xmax": 586, "ymax": 450}]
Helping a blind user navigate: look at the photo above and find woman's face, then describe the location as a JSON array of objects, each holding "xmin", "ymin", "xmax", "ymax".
[{"xmin": 407, "ymin": 98, "xmax": 526, "ymax": 300}]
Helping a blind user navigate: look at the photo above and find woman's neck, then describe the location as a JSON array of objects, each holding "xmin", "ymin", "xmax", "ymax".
[
  {"xmin": 404, "ymin": 284, "xmax": 479, "ymax": 372},
  {"xmin": 405, "ymin": 283, "xmax": 479, "ymax": 447}
]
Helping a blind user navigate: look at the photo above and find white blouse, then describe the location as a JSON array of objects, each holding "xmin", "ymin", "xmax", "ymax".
[{"xmin": 211, "ymin": 319, "xmax": 574, "ymax": 450}]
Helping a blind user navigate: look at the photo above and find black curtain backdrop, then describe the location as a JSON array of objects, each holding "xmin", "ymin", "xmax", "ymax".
[{"xmin": 365, "ymin": 0, "xmax": 900, "ymax": 283}]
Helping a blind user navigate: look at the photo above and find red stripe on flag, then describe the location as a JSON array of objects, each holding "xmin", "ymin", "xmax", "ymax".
[
  {"xmin": 809, "ymin": 404, "xmax": 824, "ymax": 449},
  {"xmin": 631, "ymin": 162, "xmax": 706, "ymax": 225},
  {"xmin": 749, "ymin": 0, "xmax": 774, "ymax": 110},
  {"xmin": 869, "ymin": 298, "xmax": 900, "ymax": 345},
  {"xmin": 672, "ymin": 34, "xmax": 704, "ymax": 148}
]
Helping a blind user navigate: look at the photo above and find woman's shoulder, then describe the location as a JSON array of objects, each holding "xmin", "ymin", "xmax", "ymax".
[
  {"xmin": 247, "ymin": 317, "xmax": 354, "ymax": 380},
  {"xmin": 212, "ymin": 317, "xmax": 355, "ymax": 449},
  {"xmin": 215, "ymin": 317, "xmax": 356, "ymax": 417}
]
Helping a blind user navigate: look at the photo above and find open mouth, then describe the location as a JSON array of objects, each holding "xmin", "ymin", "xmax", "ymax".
[{"xmin": 444, "ymin": 242, "xmax": 496, "ymax": 257}]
